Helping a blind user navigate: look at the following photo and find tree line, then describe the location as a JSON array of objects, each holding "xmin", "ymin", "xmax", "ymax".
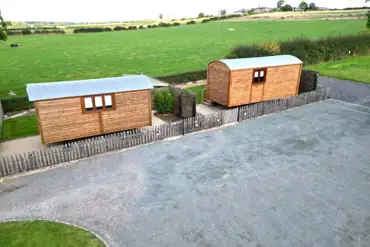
[{"xmin": 277, "ymin": 0, "xmax": 319, "ymax": 11}]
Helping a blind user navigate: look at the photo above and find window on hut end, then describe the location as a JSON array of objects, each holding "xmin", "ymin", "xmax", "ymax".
[
  {"xmin": 104, "ymin": 95, "xmax": 113, "ymax": 109},
  {"xmin": 253, "ymin": 68, "xmax": 267, "ymax": 83},
  {"xmin": 84, "ymin": 97, "xmax": 93, "ymax": 112},
  {"xmin": 94, "ymin": 96, "xmax": 103, "ymax": 110}
]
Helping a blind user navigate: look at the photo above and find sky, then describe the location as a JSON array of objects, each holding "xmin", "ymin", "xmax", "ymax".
[{"xmin": 1, "ymin": 0, "xmax": 369, "ymax": 22}]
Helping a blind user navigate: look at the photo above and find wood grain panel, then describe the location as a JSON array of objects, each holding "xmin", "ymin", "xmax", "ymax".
[
  {"xmin": 262, "ymin": 64, "xmax": 301, "ymax": 101},
  {"xmin": 206, "ymin": 61, "xmax": 230, "ymax": 106},
  {"xmin": 36, "ymin": 98, "xmax": 100, "ymax": 144},
  {"xmin": 228, "ymin": 69, "xmax": 253, "ymax": 107},
  {"xmin": 101, "ymin": 90, "xmax": 151, "ymax": 133}
]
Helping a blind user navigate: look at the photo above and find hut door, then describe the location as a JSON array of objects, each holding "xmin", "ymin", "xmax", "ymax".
[
  {"xmin": 250, "ymin": 69, "xmax": 266, "ymax": 103},
  {"xmin": 250, "ymin": 84, "xmax": 263, "ymax": 103}
]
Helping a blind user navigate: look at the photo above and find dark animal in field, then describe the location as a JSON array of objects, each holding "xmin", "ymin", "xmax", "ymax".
[{"xmin": 10, "ymin": 44, "xmax": 19, "ymax": 48}]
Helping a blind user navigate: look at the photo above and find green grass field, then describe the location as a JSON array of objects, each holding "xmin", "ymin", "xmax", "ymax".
[
  {"xmin": 0, "ymin": 220, "xmax": 105, "ymax": 247},
  {"xmin": 306, "ymin": 55, "xmax": 370, "ymax": 83},
  {"xmin": 1, "ymin": 115, "xmax": 39, "ymax": 141},
  {"xmin": 0, "ymin": 20, "xmax": 366, "ymax": 98}
]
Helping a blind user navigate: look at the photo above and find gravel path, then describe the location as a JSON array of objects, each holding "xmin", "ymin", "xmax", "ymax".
[
  {"xmin": 318, "ymin": 76, "xmax": 370, "ymax": 107},
  {"xmin": 1, "ymin": 100, "xmax": 370, "ymax": 247}
]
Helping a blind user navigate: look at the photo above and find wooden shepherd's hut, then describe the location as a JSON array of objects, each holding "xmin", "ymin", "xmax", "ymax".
[
  {"xmin": 27, "ymin": 75, "xmax": 153, "ymax": 144},
  {"xmin": 206, "ymin": 55, "xmax": 303, "ymax": 107}
]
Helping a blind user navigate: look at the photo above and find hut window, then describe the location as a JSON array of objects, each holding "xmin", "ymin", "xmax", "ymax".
[
  {"xmin": 253, "ymin": 68, "xmax": 267, "ymax": 83},
  {"xmin": 84, "ymin": 97, "xmax": 93, "ymax": 112},
  {"xmin": 104, "ymin": 95, "xmax": 113, "ymax": 109},
  {"xmin": 94, "ymin": 96, "xmax": 103, "ymax": 110},
  {"xmin": 82, "ymin": 94, "xmax": 115, "ymax": 113}
]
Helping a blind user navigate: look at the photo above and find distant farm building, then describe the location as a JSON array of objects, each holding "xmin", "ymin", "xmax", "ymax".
[
  {"xmin": 206, "ymin": 55, "xmax": 303, "ymax": 107},
  {"xmin": 27, "ymin": 75, "xmax": 153, "ymax": 144}
]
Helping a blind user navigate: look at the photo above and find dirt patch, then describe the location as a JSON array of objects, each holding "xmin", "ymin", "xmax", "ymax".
[
  {"xmin": 175, "ymin": 80, "xmax": 206, "ymax": 89},
  {"xmin": 155, "ymin": 114, "xmax": 182, "ymax": 123}
]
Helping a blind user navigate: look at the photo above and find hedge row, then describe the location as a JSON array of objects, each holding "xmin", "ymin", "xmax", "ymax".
[
  {"xmin": 227, "ymin": 33, "xmax": 370, "ymax": 65},
  {"xmin": 1, "ymin": 97, "xmax": 34, "ymax": 113},
  {"xmin": 201, "ymin": 14, "xmax": 241, "ymax": 23},
  {"xmin": 8, "ymin": 28, "xmax": 65, "ymax": 35},
  {"xmin": 73, "ymin": 27, "xmax": 113, "ymax": 33},
  {"xmin": 113, "ymin": 22, "xmax": 181, "ymax": 32},
  {"xmin": 155, "ymin": 70, "xmax": 207, "ymax": 84}
]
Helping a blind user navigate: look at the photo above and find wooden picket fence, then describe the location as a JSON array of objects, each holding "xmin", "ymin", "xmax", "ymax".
[{"xmin": 0, "ymin": 87, "xmax": 328, "ymax": 178}]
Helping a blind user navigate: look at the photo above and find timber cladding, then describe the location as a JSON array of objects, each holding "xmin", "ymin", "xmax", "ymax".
[
  {"xmin": 207, "ymin": 61, "xmax": 229, "ymax": 106},
  {"xmin": 207, "ymin": 61, "xmax": 302, "ymax": 107},
  {"xmin": 35, "ymin": 89, "xmax": 151, "ymax": 144}
]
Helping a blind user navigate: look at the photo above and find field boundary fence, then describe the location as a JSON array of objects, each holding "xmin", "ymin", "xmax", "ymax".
[{"xmin": 0, "ymin": 87, "xmax": 328, "ymax": 178}]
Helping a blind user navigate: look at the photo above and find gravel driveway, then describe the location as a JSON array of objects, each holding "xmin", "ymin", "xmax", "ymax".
[
  {"xmin": 319, "ymin": 76, "xmax": 370, "ymax": 107},
  {"xmin": 1, "ymin": 100, "xmax": 370, "ymax": 247}
]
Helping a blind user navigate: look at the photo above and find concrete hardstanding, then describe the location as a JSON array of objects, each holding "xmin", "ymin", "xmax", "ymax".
[{"xmin": 1, "ymin": 100, "xmax": 370, "ymax": 247}]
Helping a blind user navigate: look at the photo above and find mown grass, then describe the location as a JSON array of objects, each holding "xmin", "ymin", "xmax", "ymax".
[
  {"xmin": 184, "ymin": 85, "xmax": 207, "ymax": 104},
  {"xmin": 0, "ymin": 220, "xmax": 105, "ymax": 247},
  {"xmin": 0, "ymin": 20, "xmax": 365, "ymax": 98},
  {"xmin": 1, "ymin": 115, "xmax": 39, "ymax": 141},
  {"xmin": 306, "ymin": 55, "xmax": 370, "ymax": 83}
]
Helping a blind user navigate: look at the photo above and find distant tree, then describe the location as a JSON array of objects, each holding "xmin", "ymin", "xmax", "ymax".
[
  {"xmin": 299, "ymin": 1, "xmax": 309, "ymax": 11},
  {"xmin": 220, "ymin": 9, "xmax": 227, "ymax": 16},
  {"xmin": 308, "ymin": 2, "xmax": 318, "ymax": 10},
  {"xmin": 159, "ymin": 13, "xmax": 163, "ymax": 20},
  {"xmin": 198, "ymin": 12, "xmax": 205, "ymax": 18},
  {"xmin": 0, "ymin": 10, "xmax": 9, "ymax": 41},
  {"xmin": 281, "ymin": 4, "xmax": 293, "ymax": 11},
  {"xmin": 277, "ymin": 0, "xmax": 285, "ymax": 10}
]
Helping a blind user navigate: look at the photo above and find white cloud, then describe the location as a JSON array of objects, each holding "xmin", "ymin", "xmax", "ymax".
[{"xmin": 1, "ymin": 0, "xmax": 369, "ymax": 22}]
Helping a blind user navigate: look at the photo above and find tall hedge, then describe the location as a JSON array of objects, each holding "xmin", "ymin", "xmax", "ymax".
[
  {"xmin": 155, "ymin": 70, "xmax": 207, "ymax": 84},
  {"xmin": 1, "ymin": 97, "xmax": 33, "ymax": 113},
  {"xmin": 228, "ymin": 34, "xmax": 370, "ymax": 65}
]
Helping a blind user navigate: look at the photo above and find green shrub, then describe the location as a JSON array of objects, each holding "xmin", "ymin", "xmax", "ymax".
[
  {"xmin": 128, "ymin": 26, "xmax": 137, "ymax": 30},
  {"xmin": 21, "ymin": 29, "xmax": 32, "ymax": 35},
  {"xmin": 139, "ymin": 25, "xmax": 144, "ymax": 29},
  {"xmin": 187, "ymin": 20, "xmax": 196, "ymax": 25},
  {"xmin": 171, "ymin": 22, "xmax": 181, "ymax": 26},
  {"xmin": 154, "ymin": 91, "xmax": 165, "ymax": 113},
  {"xmin": 163, "ymin": 91, "xmax": 173, "ymax": 113},
  {"xmin": 1, "ymin": 97, "xmax": 34, "ymax": 113},
  {"xmin": 158, "ymin": 22, "xmax": 171, "ymax": 27},
  {"xmin": 228, "ymin": 34, "xmax": 370, "ymax": 65},
  {"xmin": 113, "ymin": 26, "xmax": 127, "ymax": 31},
  {"xmin": 367, "ymin": 12, "xmax": 370, "ymax": 29},
  {"xmin": 155, "ymin": 70, "xmax": 207, "ymax": 84},
  {"xmin": 154, "ymin": 90, "xmax": 173, "ymax": 114}
]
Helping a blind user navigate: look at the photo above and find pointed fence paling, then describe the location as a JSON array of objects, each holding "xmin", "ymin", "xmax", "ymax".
[{"xmin": 0, "ymin": 87, "xmax": 328, "ymax": 178}]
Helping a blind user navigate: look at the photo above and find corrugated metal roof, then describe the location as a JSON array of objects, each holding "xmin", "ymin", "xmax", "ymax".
[
  {"xmin": 27, "ymin": 75, "xmax": 154, "ymax": 101},
  {"xmin": 219, "ymin": 55, "xmax": 302, "ymax": 70}
]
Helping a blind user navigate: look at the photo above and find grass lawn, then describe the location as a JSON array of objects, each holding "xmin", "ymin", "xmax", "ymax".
[
  {"xmin": 0, "ymin": 220, "xmax": 105, "ymax": 247},
  {"xmin": 184, "ymin": 85, "xmax": 207, "ymax": 104},
  {"xmin": 0, "ymin": 19, "xmax": 365, "ymax": 98},
  {"xmin": 306, "ymin": 55, "xmax": 370, "ymax": 83},
  {"xmin": 1, "ymin": 115, "xmax": 39, "ymax": 141}
]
